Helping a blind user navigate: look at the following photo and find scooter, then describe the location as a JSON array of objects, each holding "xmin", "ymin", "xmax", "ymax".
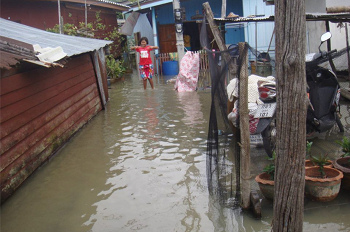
[{"xmin": 254, "ymin": 32, "xmax": 344, "ymax": 157}]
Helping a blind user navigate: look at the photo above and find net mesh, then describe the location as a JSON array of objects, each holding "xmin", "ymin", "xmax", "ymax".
[
  {"xmin": 200, "ymin": 17, "xmax": 242, "ymax": 207},
  {"xmin": 200, "ymin": 15, "xmax": 266, "ymax": 208}
]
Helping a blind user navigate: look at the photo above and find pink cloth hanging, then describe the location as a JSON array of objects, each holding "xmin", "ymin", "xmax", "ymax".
[{"xmin": 175, "ymin": 51, "xmax": 200, "ymax": 92}]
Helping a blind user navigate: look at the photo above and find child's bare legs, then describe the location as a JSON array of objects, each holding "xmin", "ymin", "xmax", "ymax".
[
  {"xmin": 148, "ymin": 78, "xmax": 154, "ymax": 89},
  {"xmin": 143, "ymin": 79, "xmax": 148, "ymax": 89}
]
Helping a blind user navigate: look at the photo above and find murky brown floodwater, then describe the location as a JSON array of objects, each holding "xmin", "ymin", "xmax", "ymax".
[{"xmin": 1, "ymin": 71, "xmax": 350, "ymax": 232}]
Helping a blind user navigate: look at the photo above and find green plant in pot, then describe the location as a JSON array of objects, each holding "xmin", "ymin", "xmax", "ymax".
[
  {"xmin": 334, "ymin": 136, "xmax": 350, "ymax": 190},
  {"xmin": 255, "ymin": 152, "xmax": 275, "ymax": 200},
  {"xmin": 336, "ymin": 136, "xmax": 350, "ymax": 158},
  {"xmin": 309, "ymin": 153, "xmax": 333, "ymax": 174},
  {"xmin": 305, "ymin": 143, "xmax": 333, "ymax": 169},
  {"xmin": 305, "ymin": 153, "xmax": 343, "ymax": 202}
]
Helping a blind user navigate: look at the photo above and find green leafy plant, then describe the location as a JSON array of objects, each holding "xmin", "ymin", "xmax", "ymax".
[
  {"xmin": 263, "ymin": 151, "xmax": 276, "ymax": 180},
  {"xmin": 46, "ymin": 11, "xmax": 125, "ymax": 59},
  {"xmin": 306, "ymin": 141, "xmax": 313, "ymax": 158},
  {"xmin": 310, "ymin": 154, "xmax": 330, "ymax": 178},
  {"xmin": 335, "ymin": 136, "xmax": 350, "ymax": 158},
  {"xmin": 106, "ymin": 55, "xmax": 126, "ymax": 79}
]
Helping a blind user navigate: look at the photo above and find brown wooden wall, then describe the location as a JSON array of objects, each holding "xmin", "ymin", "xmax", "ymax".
[
  {"xmin": 0, "ymin": 1, "xmax": 118, "ymax": 32},
  {"xmin": 0, "ymin": 53, "xmax": 103, "ymax": 203}
]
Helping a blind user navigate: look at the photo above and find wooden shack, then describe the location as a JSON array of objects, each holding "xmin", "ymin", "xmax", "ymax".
[{"xmin": 0, "ymin": 18, "xmax": 112, "ymax": 204}]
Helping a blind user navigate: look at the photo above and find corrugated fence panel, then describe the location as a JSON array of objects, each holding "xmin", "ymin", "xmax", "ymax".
[{"xmin": 0, "ymin": 53, "xmax": 103, "ymax": 203}]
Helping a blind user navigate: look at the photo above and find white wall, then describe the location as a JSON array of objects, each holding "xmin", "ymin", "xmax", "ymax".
[
  {"xmin": 133, "ymin": 14, "xmax": 155, "ymax": 46},
  {"xmin": 326, "ymin": 0, "xmax": 350, "ymax": 52},
  {"xmin": 306, "ymin": 0, "xmax": 326, "ymax": 13},
  {"xmin": 243, "ymin": 0, "xmax": 275, "ymax": 60}
]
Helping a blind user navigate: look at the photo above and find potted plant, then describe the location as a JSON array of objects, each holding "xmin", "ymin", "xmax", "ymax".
[
  {"xmin": 334, "ymin": 136, "xmax": 350, "ymax": 190},
  {"xmin": 305, "ymin": 153, "xmax": 343, "ymax": 202},
  {"xmin": 255, "ymin": 153, "xmax": 275, "ymax": 200},
  {"xmin": 306, "ymin": 153, "xmax": 333, "ymax": 169}
]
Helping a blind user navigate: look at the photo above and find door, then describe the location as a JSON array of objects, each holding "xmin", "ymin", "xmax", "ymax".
[{"xmin": 158, "ymin": 24, "xmax": 177, "ymax": 53}]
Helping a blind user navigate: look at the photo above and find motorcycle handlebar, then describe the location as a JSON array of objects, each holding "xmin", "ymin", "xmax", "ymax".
[
  {"xmin": 320, "ymin": 49, "xmax": 337, "ymax": 59},
  {"xmin": 328, "ymin": 49, "xmax": 337, "ymax": 55}
]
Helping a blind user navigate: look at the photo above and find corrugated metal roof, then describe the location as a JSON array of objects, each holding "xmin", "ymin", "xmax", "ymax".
[
  {"xmin": 125, "ymin": 0, "xmax": 172, "ymax": 13},
  {"xmin": 0, "ymin": 18, "xmax": 113, "ymax": 58},
  {"xmin": 97, "ymin": 0, "xmax": 129, "ymax": 8}
]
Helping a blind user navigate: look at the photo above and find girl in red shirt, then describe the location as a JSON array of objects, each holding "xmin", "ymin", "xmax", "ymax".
[{"xmin": 130, "ymin": 37, "xmax": 159, "ymax": 89}]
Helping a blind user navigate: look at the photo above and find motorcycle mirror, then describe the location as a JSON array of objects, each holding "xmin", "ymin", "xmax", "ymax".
[
  {"xmin": 320, "ymin": 32, "xmax": 332, "ymax": 42},
  {"xmin": 319, "ymin": 32, "xmax": 332, "ymax": 53}
]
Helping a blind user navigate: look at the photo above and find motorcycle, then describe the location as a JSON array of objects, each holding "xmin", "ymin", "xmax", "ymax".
[{"xmin": 254, "ymin": 32, "xmax": 344, "ymax": 157}]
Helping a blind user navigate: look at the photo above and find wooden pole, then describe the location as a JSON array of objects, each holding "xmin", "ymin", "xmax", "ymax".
[
  {"xmin": 58, "ymin": 0, "xmax": 62, "ymax": 34},
  {"xmin": 273, "ymin": 0, "xmax": 306, "ymax": 229},
  {"xmin": 85, "ymin": 0, "xmax": 87, "ymax": 28},
  {"xmin": 203, "ymin": 2, "xmax": 235, "ymax": 76},
  {"xmin": 238, "ymin": 42, "xmax": 250, "ymax": 209}
]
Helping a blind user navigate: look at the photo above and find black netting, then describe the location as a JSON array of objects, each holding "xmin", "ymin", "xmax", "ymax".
[{"xmin": 201, "ymin": 17, "xmax": 244, "ymax": 207}]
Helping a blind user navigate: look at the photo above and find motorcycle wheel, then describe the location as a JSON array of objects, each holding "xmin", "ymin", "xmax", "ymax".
[
  {"xmin": 336, "ymin": 113, "xmax": 344, "ymax": 132},
  {"xmin": 261, "ymin": 118, "xmax": 276, "ymax": 158}
]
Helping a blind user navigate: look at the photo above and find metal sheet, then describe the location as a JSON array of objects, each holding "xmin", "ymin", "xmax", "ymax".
[{"xmin": 0, "ymin": 18, "xmax": 113, "ymax": 58}]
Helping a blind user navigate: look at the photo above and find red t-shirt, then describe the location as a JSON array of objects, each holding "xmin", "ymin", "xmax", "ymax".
[{"xmin": 136, "ymin": 46, "xmax": 153, "ymax": 65}]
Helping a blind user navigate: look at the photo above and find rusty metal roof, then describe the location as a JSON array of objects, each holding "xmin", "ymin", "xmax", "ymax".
[{"xmin": 0, "ymin": 18, "xmax": 112, "ymax": 69}]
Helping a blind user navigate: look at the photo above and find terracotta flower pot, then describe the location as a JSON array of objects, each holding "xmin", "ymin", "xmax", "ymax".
[
  {"xmin": 305, "ymin": 167, "xmax": 343, "ymax": 202},
  {"xmin": 305, "ymin": 159, "xmax": 333, "ymax": 169},
  {"xmin": 255, "ymin": 172, "xmax": 274, "ymax": 200},
  {"xmin": 333, "ymin": 156, "xmax": 350, "ymax": 190}
]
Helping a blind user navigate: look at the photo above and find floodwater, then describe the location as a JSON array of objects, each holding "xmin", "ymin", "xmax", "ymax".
[{"xmin": 1, "ymin": 71, "xmax": 350, "ymax": 232}]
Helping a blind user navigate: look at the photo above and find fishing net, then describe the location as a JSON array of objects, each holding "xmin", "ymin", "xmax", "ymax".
[{"xmin": 201, "ymin": 17, "xmax": 261, "ymax": 208}]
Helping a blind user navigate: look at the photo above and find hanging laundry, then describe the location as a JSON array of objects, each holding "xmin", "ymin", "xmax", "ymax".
[{"xmin": 175, "ymin": 51, "xmax": 200, "ymax": 92}]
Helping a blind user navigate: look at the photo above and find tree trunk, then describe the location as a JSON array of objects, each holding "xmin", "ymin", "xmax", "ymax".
[{"xmin": 273, "ymin": 0, "xmax": 307, "ymax": 231}]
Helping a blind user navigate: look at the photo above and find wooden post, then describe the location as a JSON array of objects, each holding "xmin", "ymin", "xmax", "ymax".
[
  {"xmin": 238, "ymin": 42, "xmax": 250, "ymax": 209},
  {"xmin": 273, "ymin": 0, "xmax": 306, "ymax": 229},
  {"xmin": 57, "ymin": 0, "xmax": 62, "ymax": 34}
]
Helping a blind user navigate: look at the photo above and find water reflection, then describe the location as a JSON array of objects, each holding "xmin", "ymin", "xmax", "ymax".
[
  {"xmin": 0, "ymin": 72, "xmax": 349, "ymax": 232},
  {"xmin": 176, "ymin": 91, "xmax": 205, "ymax": 127},
  {"xmin": 143, "ymin": 91, "xmax": 160, "ymax": 142}
]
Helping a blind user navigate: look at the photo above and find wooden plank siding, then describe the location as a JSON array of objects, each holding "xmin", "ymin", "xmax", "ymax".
[{"xmin": 0, "ymin": 53, "xmax": 103, "ymax": 203}]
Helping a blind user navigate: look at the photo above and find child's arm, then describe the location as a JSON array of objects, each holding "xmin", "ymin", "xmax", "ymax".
[
  {"xmin": 130, "ymin": 46, "xmax": 139, "ymax": 50},
  {"xmin": 150, "ymin": 46, "xmax": 159, "ymax": 50}
]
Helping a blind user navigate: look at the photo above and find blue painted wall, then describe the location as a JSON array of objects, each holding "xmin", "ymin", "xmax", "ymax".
[{"xmin": 155, "ymin": 0, "xmax": 244, "ymax": 46}]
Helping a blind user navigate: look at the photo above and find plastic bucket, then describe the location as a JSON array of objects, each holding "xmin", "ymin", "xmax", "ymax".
[{"xmin": 162, "ymin": 61, "xmax": 179, "ymax": 75}]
